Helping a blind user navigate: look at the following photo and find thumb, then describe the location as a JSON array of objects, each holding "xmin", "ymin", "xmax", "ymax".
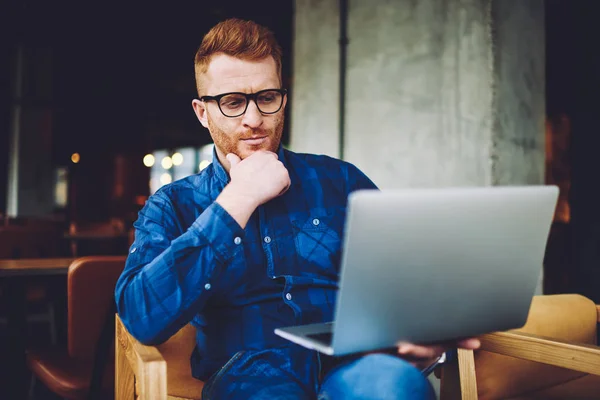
[{"xmin": 226, "ymin": 153, "xmax": 241, "ymax": 168}]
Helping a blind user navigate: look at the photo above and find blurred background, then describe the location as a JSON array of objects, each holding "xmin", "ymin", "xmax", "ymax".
[
  {"xmin": 0, "ymin": 0, "xmax": 294, "ymax": 229},
  {"xmin": 0, "ymin": 0, "xmax": 599, "ymax": 398}
]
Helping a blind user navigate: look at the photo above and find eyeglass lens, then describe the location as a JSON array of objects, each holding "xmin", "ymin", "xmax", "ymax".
[{"xmin": 219, "ymin": 90, "xmax": 283, "ymax": 116}]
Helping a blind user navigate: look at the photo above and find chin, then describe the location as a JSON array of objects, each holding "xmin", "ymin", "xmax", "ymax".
[{"xmin": 239, "ymin": 143, "xmax": 276, "ymax": 158}]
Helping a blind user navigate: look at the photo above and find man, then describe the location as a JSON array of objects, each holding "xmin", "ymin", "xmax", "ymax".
[{"xmin": 115, "ymin": 18, "xmax": 479, "ymax": 399}]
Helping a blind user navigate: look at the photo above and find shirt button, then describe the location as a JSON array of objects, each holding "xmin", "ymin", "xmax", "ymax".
[
  {"xmin": 285, "ymin": 293, "xmax": 292, "ymax": 301},
  {"xmin": 264, "ymin": 236, "xmax": 271, "ymax": 244},
  {"xmin": 234, "ymin": 237, "xmax": 242, "ymax": 245},
  {"xmin": 205, "ymin": 283, "xmax": 211, "ymax": 290},
  {"xmin": 312, "ymin": 218, "xmax": 320, "ymax": 226},
  {"xmin": 130, "ymin": 247, "xmax": 137, "ymax": 254}
]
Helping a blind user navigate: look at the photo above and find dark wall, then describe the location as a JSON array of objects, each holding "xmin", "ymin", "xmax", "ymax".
[
  {"xmin": 53, "ymin": 1, "xmax": 294, "ymax": 223},
  {"xmin": 0, "ymin": 1, "xmax": 18, "ymax": 216},
  {"xmin": 546, "ymin": 0, "xmax": 600, "ymax": 302},
  {"xmin": 0, "ymin": 48, "xmax": 10, "ymax": 216},
  {"xmin": 50, "ymin": 1, "xmax": 294, "ymax": 160},
  {"xmin": 2, "ymin": 1, "xmax": 294, "ymax": 221}
]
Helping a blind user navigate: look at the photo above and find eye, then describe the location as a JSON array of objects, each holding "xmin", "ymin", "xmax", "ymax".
[
  {"xmin": 258, "ymin": 95, "xmax": 275, "ymax": 102},
  {"xmin": 223, "ymin": 100, "xmax": 243, "ymax": 107},
  {"xmin": 220, "ymin": 95, "xmax": 246, "ymax": 109},
  {"xmin": 258, "ymin": 91, "xmax": 280, "ymax": 103}
]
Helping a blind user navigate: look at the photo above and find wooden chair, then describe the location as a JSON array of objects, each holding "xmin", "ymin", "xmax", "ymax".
[
  {"xmin": 116, "ymin": 294, "xmax": 600, "ymax": 400},
  {"xmin": 115, "ymin": 315, "xmax": 205, "ymax": 399},
  {"xmin": 26, "ymin": 256, "xmax": 126, "ymax": 399},
  {"xmin": 439, "ymin": 294, "xmax": 600, "ymax": 399}
]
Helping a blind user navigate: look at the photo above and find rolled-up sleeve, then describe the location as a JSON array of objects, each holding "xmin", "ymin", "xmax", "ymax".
[{"xmin": 115, "ymin": 192, "xmax": 244, "ymax": 345}]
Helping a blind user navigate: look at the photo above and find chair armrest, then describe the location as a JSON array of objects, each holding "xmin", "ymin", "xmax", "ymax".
[
  {"xmin": 115, "ymin": 314, "xmax": 167, "ymax": 399},
  {"xmin": 480, "ymin": 331, "xmax": 600, "ymax": 376}
]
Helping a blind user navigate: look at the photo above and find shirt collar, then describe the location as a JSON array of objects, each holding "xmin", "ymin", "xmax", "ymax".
[{"xmin": 211, "ymin": 146, "xmax": 229, "ymax": 184}]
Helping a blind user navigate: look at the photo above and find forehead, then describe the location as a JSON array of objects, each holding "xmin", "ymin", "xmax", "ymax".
[{"xmin": 204, "ymin": 54, "xmax": 280, "ymax": 95}]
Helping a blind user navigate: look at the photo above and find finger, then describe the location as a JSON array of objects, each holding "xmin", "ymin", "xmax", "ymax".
[
  {"xmin": 257, "ymin": 150, "xmax": 278, "ymax": 159},
  {"xmin": 456, "ymin": 337, "xmax": 481, "ymax": 350},
  {"xmin": 278, "ymin": 182, "xmax": 291, "ymax": 196},
  {"xmin": 396, "ymin": 342, "xmax": 445, "ymax": 360},
  {"xmin": 226, "ymin": 153, "xmax": 241, "ymax": 168}
]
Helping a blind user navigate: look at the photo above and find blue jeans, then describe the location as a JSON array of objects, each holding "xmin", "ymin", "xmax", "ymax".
[{"xmin": 201, "ymin": 346, "xmax": 435, "ymax": 399}]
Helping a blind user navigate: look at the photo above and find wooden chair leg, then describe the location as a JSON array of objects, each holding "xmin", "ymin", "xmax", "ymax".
[
  {"xmin": 456, "ymin": 349, "xmax": 478, "ymax": 399},
  {"xmin": 439, "ymin": 349, "xmax": 478, "ymax": 400}
]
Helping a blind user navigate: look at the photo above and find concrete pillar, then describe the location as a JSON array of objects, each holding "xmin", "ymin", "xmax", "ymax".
[
  {"xmin": 289, "ymin": 0, "xmax": 340, "ymax": 156},
  {"xmin": 291, "ymin": 0, "xmax": 546, "ymax": 295},
  {"xmin": 6, "ymin": 45, "xmax": 55, "ymax": 217},
  {"xmin": 291, "ymin": 0, "xmax": 544, "ymax": 188}
]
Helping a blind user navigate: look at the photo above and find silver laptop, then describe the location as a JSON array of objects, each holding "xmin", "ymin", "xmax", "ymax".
[{"xmin": 275, "ymin": 185, "xmax": 559, "ymax": 356}]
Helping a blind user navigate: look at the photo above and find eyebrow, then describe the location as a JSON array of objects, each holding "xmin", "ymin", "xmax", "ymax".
[{"xmin": 205, "ymin": 88, "xmax": 283, "ymax": 97}]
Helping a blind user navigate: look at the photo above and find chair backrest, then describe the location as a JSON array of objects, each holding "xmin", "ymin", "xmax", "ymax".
[{"xmin": 68, "ymin": 255, "xmax": 127, "ymax": 359}]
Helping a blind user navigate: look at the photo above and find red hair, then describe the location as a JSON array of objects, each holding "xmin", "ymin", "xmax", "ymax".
[{"xmin": 194, "ymin": 18, "xmax": 282, "ymax": 95}]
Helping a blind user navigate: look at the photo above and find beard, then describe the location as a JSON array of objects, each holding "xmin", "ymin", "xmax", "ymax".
[{"xmin": 207, "ymin": 111, "xmax": 285, "ymax": 160}]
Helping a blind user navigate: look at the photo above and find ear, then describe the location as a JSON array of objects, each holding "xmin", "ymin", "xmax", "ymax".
[{"xmin": 192, "ymin": 99, "xmax": 209, "ymax": 128}]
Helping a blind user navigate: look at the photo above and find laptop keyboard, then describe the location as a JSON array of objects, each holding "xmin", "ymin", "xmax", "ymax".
[{"xmin": 306, "ymin": 331, "xmax": 333, "ymax": 346}]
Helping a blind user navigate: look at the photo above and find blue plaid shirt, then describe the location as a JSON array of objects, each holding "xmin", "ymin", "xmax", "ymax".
[{"xmin": 115, "ymin": 146, "xmax": 377, "ymax": 380}]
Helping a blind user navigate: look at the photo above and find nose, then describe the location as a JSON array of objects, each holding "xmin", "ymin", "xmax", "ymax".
[{"xmin": 241, "ymin": 99, "xmax": 264, "ymax": 129}]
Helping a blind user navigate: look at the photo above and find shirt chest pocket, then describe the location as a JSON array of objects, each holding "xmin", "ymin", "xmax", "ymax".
[{"xmin": 291, "ymin": 208, "xmax": 345, "ymax": 274}]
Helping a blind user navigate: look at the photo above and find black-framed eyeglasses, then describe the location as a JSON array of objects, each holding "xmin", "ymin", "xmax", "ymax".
[{"xmin": 200, "ymin": 88, "xmax": 287, "ymax": 118}]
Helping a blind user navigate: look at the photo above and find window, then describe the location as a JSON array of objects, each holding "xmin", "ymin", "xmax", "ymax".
[{"xmin": 148, "ymin": 144, "xmax": 214, "ymax": 194}]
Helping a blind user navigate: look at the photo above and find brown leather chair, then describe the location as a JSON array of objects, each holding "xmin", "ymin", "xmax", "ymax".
[
  {"xmin": 115, "ymin": 315, "xmax": 204, "ymax": 399},
  {"xmin": 439, "ymin": 294, "xmax": 600, "ymax": 399},
  {"xmin": 26, "ymin": 256, "xmax": 127, "ymax": 399}
]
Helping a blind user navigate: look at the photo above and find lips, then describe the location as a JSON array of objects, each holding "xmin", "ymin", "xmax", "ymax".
[
  {"xmin": 241, "ymin": 136, "xmax": 268, "ymax": 145},
  {"xmin": 241, "ymin": 135, "xmax": 267, "ymax": 140}
]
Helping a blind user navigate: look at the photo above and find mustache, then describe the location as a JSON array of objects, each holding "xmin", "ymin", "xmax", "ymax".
[{"xmin": 239, "ymin": 129, "xmax": 268, "ymax": 139}]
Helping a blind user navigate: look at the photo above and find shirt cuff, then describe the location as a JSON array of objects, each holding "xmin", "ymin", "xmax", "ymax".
[{"xmin": 190, "ymin": 202, "xmax": 245, "ymax": 263}]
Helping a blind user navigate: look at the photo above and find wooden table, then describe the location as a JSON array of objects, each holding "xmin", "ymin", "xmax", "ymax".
[
  {"xmin": 0, "ymin": 257, "xmax": 74, "ymax": 277},
  {"xmin": 0, "ymin": 257, "xmax": 74, "ymax": 398}
]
